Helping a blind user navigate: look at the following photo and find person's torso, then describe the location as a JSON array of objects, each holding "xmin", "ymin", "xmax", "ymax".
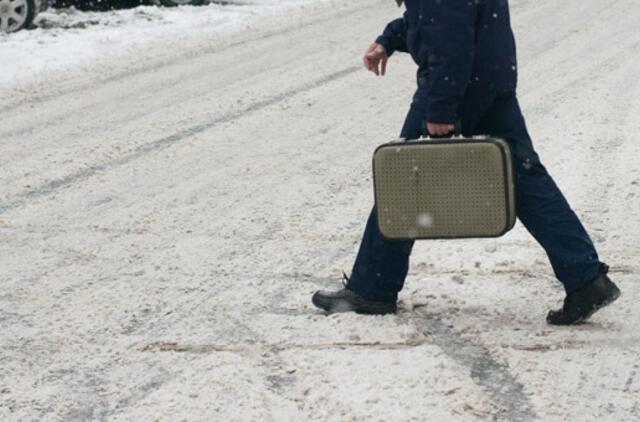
[{"xmin": 402, "ymin": 0, "xmax": 518, "ymax": 94}]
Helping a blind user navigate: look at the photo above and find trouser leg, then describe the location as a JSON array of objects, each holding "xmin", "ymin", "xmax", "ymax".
[
  {"xmin": 474, "ymin": 93, "xmax": 602, "ymax": 293},
  {"xmin": 346, "ymin": 207, "xmax": 414, "ymax": 302},
  {"xmin": 345, "ymin": 87, "xmax": 429, "ymax": 303},
  {"xmin": 347, "ymin": 89, "xmax": 602, "ymax": 300}
]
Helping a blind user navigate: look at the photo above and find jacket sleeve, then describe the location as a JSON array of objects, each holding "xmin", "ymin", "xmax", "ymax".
[
  {"xmin": 418, "ymin": 1, "xmax": 478, "ymax": 124},
  {"xmin": 375, "ymin": 12, "xmax": 409, "ymax": 57}
]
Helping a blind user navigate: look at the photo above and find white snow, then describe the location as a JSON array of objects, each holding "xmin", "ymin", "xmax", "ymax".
[
  {"xmin": 1, "ymin": 0, "xmax": 640, "ymax": 420},
  {"xmin": 0, "ymin": 0, "xmax": 331, "ymax": 88}
]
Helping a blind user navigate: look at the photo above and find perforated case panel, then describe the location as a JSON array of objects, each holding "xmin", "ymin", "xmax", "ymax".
[{"xmin": 373, "ymin": 138, "xmax": 515, "ymax": 240}]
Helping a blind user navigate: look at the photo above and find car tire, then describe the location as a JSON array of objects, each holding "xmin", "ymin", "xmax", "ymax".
[
  {"xmin": 156, "ymin": 0, "xmax": 205, "ymax": 7},
  {"xmin": 0, "ymin": 0, "xmax": 36, "ymax": 33}
]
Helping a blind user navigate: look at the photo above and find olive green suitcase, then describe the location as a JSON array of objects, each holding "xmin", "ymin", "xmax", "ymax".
[{"xmin": 373, "ymin": 136, "xmax": 516, "ymax": 240}]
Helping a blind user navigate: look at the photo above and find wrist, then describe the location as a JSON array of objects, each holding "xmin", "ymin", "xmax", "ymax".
[{"xmin": 374, "ymin": 36, "xmax": 393, "ymax": 57}]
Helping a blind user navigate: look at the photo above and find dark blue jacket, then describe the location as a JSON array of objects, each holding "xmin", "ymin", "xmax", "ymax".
[{"xmin": 376, "ymin": 0, "xmax": 518, "ymax": 124}]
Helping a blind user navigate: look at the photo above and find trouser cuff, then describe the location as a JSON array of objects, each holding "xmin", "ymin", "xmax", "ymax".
[{"xmin": 346, "ymin": 276, "xmax": 398, "ymax": 304}]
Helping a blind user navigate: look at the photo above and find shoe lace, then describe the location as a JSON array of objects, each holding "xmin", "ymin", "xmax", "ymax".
[{"xmin": 341, "ymin": 271, "xmax": 351, "ymax": 288}]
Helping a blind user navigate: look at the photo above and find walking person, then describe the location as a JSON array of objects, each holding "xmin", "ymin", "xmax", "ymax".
[{"xmin": 312, "ymin": 0, "xmax": 621, "ymax": 325}]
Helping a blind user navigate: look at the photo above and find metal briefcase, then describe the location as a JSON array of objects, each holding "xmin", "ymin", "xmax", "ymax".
[{"xmin": 372, "ymin": 136, "xmax": 516, "ymax": 240}]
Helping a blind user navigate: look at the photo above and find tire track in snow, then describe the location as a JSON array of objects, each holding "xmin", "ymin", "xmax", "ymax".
[
  {"xmin": 135, "ymin": 277, "xmax": 537, "ymax": 422},
  {"xmin": 0, "ymin": 65, "xmax": 360, "ymax": 216},
  {"xmin": 414, "ymin": 312, "xmax": 537, "ymax": 422},
  {"xmin": 137, "ymin": 315, "xmax": 538, "ymax": 421}
]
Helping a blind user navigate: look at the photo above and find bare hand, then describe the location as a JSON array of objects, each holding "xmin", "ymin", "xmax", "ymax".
[
  {"xmin": 363, "ymin": 43, "xmax": 388, "ymax": 76},
  {"xmin": 426, "ymin": 123, "xmax": 455, "ymax": 136}
]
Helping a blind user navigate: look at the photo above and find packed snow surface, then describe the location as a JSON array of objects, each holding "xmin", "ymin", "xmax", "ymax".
[
  {"xmin": 1, "ymin": 0, "xmax": 639, "ymax": 420},
  {"xmin": 0, "ymin": 0, "xmax": 331, "ymax": 88}
]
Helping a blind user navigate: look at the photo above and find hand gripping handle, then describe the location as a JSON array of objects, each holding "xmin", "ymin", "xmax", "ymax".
[{"xmin": 420, "ymin": 119, "xmax": 463, "ymax": 139}]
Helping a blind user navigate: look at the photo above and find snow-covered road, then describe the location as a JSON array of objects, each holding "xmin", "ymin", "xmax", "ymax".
[{"xmin": 1, "ymin": 0, "xmax": 639, "ymax": 420}]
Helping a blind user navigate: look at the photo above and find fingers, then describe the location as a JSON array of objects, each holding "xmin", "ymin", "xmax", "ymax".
[
  {"xmin": 362, "ymin": 55, "xmax": 372, "ymax": 72},
  {"xmin": 363, "ymin": 43, "xmax": 388, "ymax": 76},
  {"xmin": 365, "ymin": 56, "xmax": 383, "ymax": 76},
  {"xmin": 364, "ymin": 55, "xmax": 380, "ymax": 75},
  {"xmin": 362, "ymin": 50, "xmax": 376, "ymax": 74},
  {"xmin": 365, "ymin": 57, "xmax": 379, "ymax": 75},
  {"xmin": 426, "ymin": 123, "xmax": 455, "ymax": 136}
]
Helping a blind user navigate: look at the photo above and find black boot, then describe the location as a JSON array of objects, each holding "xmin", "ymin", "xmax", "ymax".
[
  {"xmin": 312, "ymin": 274, "xmax": 396, "ymax": 315},
  {"xmin": 547, "ymin": 267, "xmax": 621, "ymax": 325}
]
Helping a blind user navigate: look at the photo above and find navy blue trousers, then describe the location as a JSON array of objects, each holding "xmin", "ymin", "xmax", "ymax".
[{"xmin": 347, "ymin": 88, "xmax": 603, "ymax": 303}]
